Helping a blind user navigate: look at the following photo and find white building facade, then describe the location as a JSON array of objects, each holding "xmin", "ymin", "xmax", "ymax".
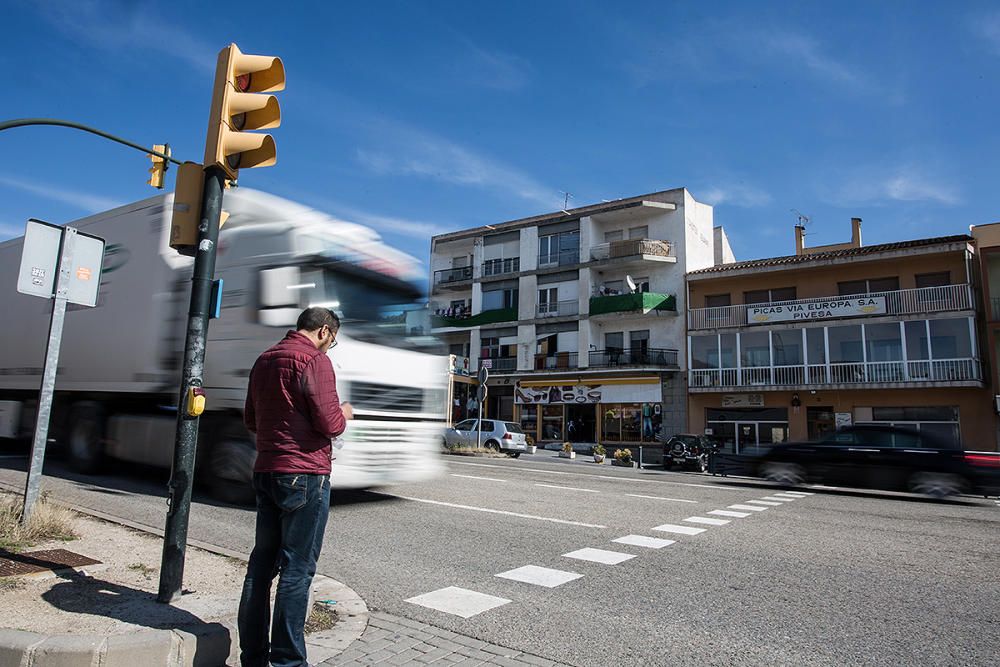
[{"xmin": 431, "ymin": 188, "xmax": 733, "ymax": 450}]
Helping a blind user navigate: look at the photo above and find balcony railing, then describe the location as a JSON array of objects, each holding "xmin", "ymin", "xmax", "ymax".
[
  {"xmin": 536, "ymin": 299, "xmax": 579, "ymax": 318},
  {"xmin": 483, "ymin": 356, "xmax": 517, "ymax": 372},
  {"xmin": 588, "ymin": 348, "xmax": 679, "ymax": 369},
  {"xmin": 590, "ymin": 292, "xmax": 676, "ymax": 316},
  {"xmin": 688, "ymin": 284, "xmax": 973, "ymax": 330},
  {"xmin": 432, "ymin": 307, "xmax": 517, "ymax": 328},
  {"xmin": 689, "ymin": 357, "xmax": 981, "ymax": 388},
  {"xmin": 537, "ymin": 249, "xmax": 580, "ymax": 268},
  {"xmin": 590, "ymin": 239, "xmax": 673, "ymax": 261},
  {"xmin": 433, "ymin": 266, "xmax": 473, "ymax": 287},
  {"xmin": 534, "ymin": 352, "xmax": 579, "ymax": 370},
  {"xmin": 482, "ymin": 257, "xmax": 520, "ymax": 278}
]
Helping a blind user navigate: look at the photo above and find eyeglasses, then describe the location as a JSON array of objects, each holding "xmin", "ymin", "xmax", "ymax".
[{"xmin": 324, "ymin": 325, "xmax": 338, "ymax": 348}]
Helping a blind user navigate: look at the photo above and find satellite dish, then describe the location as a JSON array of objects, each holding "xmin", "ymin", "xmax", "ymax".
[{"xmin": 626, "ymin": 275, "xmax": 637, "ymax": 294}]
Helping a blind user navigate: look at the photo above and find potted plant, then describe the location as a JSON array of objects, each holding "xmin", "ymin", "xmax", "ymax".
[
  {"xmin": 558, "ymin": 441, "xmax": 576, "ymax": 459},
  {"xmin": 526, "ymin": 434, "xmax": 537, "ymax": 455},
  {"xmin": 612, "ymin": 448, "xmax": 634, "ymax": 468},
  {"xmin": 592, "ymin": 443, "xmax": 606, "ymax": 464}
]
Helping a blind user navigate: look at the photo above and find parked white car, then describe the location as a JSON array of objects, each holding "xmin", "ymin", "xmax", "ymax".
[{"xmin": 444, "ymin": 419, "xmax": 529, "ymax": 457}]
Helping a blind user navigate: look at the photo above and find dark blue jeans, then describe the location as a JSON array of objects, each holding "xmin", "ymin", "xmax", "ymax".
[{"xmin": 238, "ymin": 472, "xmax": 330, "ymax": 667}]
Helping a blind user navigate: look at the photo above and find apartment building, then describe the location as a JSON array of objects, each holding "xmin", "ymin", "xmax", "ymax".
[
  {"xmin": 971, "ymin": 221, "xmax": 1000, "ymax": 450},
  {"xmin": 686, "ymin": 218, "xmax": 992, "ymax": 453},
  {"xmin": 431, "ymin": 188, "xmax": 733, "ymax": 448}
]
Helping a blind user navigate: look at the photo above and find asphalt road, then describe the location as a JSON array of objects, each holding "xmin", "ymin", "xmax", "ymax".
[{"xmin": 1, "ymin": 451, "xmax": 998, "ymax": 666}]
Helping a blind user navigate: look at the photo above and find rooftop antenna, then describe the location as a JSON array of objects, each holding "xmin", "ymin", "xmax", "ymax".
[
  {"xmin": 559, "ymin": 190, "xmax": 573, "ymax": 213},
  {"xmin": 791, "ymin": 208, "xmax": 811, "ymax": 228}
]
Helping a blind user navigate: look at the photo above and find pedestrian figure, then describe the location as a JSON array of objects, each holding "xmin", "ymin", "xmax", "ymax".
[{"xmin": 238, "ymin": 307, "xmax": 353, "ymax": 667}]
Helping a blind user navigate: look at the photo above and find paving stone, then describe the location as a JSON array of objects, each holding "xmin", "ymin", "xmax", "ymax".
[
  {"xmin": 103, "ymin": 630, "xmax": 175, "ymax": 667},
  {"xmin": 0, "ymin": 629, "xmax": 45, "ymax": 667},
  {"xmin": 30, "ymin": 635, "xmax": 105, "ymax": 667}
]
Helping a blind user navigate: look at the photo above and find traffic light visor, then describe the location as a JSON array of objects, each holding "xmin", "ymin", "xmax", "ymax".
[{"xmin": 230, "ymin": 45, "xmax": 285, "ymax": 92}]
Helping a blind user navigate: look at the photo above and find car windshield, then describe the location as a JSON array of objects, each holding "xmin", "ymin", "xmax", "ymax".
[{"xmin": 675, "ymin": 435, "xmax": 699, "ymax": 446}]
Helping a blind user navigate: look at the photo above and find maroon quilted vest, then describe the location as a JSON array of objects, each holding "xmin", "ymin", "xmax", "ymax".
[{"xmin": 244, "ymin": 330, "xmax": 347, "ymax": 474}]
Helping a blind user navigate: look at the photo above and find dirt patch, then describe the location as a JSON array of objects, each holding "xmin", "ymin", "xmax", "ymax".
[
  {"xmin": 0, "ymin": 511, "xmax": 245, "ymax": 635},
  {"xmin": 444, "ymin": 448, "xmax": 510, "ymax": 458},
  {"xmin": 304, "ymin": 602, "xmax": 339, "ymax": 634}
]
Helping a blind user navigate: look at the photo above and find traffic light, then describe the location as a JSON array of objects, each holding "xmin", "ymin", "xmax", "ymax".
[
  {"xmin": 204, "ymin": 43, "xmax": 284, "ymax": 181},
  {"xmin": 169, "ymin": 162, "xmax": 205, "ymax": 256},
  {"xmin": 148, "ymin": 144, "xmax": 170, "ymax": 189}
]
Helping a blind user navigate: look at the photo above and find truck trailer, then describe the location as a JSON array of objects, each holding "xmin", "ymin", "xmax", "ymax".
[{"xmin": 0, "ymin": 188, "xmax": 447, "ymax": 502}]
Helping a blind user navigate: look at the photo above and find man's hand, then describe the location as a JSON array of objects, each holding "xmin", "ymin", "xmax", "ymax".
[{"xmin": 341, "ymin": 401, "xmax": 354, "ymax": 420}]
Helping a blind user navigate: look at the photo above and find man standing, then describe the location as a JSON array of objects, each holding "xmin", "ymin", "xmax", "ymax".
[{"xmin": 238, "ymin": 307, "xmax": 352, "ymax": 667}]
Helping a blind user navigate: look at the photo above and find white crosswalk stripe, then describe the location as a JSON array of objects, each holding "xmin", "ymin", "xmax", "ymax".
[
  {"xmin": 708, "ymin": 509, "xmax": 751, "ymax": 518},
  {"xmin": 496, "ymin": 565, "xmax": 583, "ymax": 588},
  {"xmin": 729, "ymin": 504, "xmax": 768, "ymax": 511},
  {"xmin": 405, "ymin": 587, "xmax": 511, "ymax": 618},
  {"xmin": 684, "ymin": 516, "xmax": 730, "ymax": 526},
  {"xmin": 562, "ymin": 548, "xmax": 636, "ymax": 565},
  {"xmin": 613, "ymin": 535, "xmax": 676, "ymax": 549},
  {"xmin": 652, "ymin": 523, "xmax": 707, "ymax": 536},
  {"xmin": 761, "ymin": 496, "xmax": 796, "ymax": 502},
  {"xmin": 746, "ymin": 500, "xmax": 782, "ymax": 506}
]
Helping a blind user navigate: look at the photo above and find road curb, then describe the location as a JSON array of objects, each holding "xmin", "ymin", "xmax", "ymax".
[{"xmin": 0, "ymin": 483, "xmax": 370, "ymax": 666}]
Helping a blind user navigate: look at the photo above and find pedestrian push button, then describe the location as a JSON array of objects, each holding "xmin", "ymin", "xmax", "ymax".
[{"xmin": 187, "ymin": 386, "xmax": 207, "ymax": 417}]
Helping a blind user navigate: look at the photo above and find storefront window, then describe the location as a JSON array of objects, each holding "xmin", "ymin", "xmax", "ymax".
[
  {"xmin": 601, "ymin": 403, "xmax": 661, "ymax": 443},
  {"xmin": 519, "ymin": 405, "xmax": 538, "ymax": 440},
  {"xmin": 541, "ymin": 405, "xmax": 563, "ymax": 441}
]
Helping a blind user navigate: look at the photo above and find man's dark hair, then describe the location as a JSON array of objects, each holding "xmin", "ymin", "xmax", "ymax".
[{"xmin": 296, "ymin": 307, "xmax": 340, "ymax": 332}]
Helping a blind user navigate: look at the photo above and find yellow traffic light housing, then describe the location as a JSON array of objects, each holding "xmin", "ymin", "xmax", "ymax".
[
  {"xmin": 147, "ymin": 144, "xmax": 169, "ymax": 189},
  {"xmin": 169, "ymin": 162, "xmax": 206, "ymax": 256},
  {"xmin": 204, "ymin": 43, "xmax": 285, "ymax": 181}
]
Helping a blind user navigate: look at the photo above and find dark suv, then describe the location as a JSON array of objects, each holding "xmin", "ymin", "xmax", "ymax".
[
  {"xmin": 757, "ymin": 424, "xmax": 1000, "ymax": 498},
  {"xmin": 664, "ymin": 434, "xmax": 717, "ymax": 472}
]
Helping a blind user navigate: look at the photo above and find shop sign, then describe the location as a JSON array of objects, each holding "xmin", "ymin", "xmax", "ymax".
[
  {"xmin": 747, "ymin": 296, "xmax": 886, "ymax": 324},
  {"xmin": 449, "ymin": 354, "xmax": 471, "ymax": 376},
  {"xmin": 835, "ymin": 412, "xmax": 853, "ymax": 428},
  {"xmin": 721, "ymin": 393, "xmax": 764, "ymax": 408},
  {"xmin": 515, "ymin": 381, "xmax": 662, "ymax": 404}
]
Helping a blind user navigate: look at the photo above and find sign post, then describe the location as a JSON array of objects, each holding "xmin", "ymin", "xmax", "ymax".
[
  {"xmin": 477, "ymin": 365, "xmax": 488, "ymax": 449},
  {"xmin": 16, "ymin": 219, "xmax": 105, "ymax": 524}
]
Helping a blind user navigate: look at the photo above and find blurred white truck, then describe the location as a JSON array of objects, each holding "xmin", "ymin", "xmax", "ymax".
[{"xmin": 0, "ymin": 188, "xmax": 446, "ymax": 502}]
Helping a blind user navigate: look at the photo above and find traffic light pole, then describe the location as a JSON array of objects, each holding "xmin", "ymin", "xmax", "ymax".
[{"xmin": 157, "ymin": 165, "xmax": 226, "ymax": 603}]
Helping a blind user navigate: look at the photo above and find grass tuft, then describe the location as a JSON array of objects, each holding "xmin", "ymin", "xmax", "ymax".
[
  {"xmin": 304, "ymin": 602, "xmax": 339, "ymax": 634},
  {"xmin": 0, "ymin": 492, "xmax": 78, "ymax": 553}
]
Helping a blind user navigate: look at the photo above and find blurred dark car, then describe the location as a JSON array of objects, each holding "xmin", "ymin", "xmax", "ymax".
[
  {"xmin": 757, "ymin": 424, "xmax": 1000, "ymax": 498},
  {"xmin": 664, "ymin": 434, "xmax": 718, "ymax": 472}
]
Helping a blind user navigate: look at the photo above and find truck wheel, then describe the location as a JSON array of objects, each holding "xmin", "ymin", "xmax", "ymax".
[
  {"xmin": 908, "ymin": 472, "xmax": 963, "ymax": 498},
  {"xmin": 761, "ymin": 461, "xmax": 804, "ymax": 486},
  {"xmin": 208, "ymin": 438, "xmax": 256, "ymax": 505},
  {"xmin": 68, "ymin": 402, "xmax": 105, "ymax": 474}
]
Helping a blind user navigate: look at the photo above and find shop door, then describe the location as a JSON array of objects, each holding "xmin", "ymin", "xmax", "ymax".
[
  {"xmin": 735, "ymin": 422, "xmax": 759, "ymax": 454},
  {"xmin": 566, "ymin": 404, "xmax": 596, "ymax": 442}
]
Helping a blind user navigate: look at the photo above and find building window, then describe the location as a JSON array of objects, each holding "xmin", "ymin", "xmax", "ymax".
[
  {"xmin": 633, "ymin": 276, "xmax": 650, "ymax": 293},
  {"xmin": 539, "ymin": 231, "xmax": 580, "ymax": 266},
  {"xmin": 538, "ymin": 287, "xmax": 557, "ymax": 314},
  {"xmin": 604, "ymin": 230, "xmax": 623, "ymax": 242},
  {"xmin": 628, "ymin": 225, "xmax": 648, "ymax": 240},
  {"xmin": 915, "ymin": 272, "xmax": 951, "ymax": 288},
  {"xmin": 857, "ymin": 406, "xmax": 960, "ymax": 444},
  {"xmin": 930, "ymin": 318, "xmax": 972, "ymax": 359},
  {"xmin": 483, "ymin": 287, "xmax": 518, "ymax": 311},
  {"xmin": 481, "ymin": 337, "xmax": 499, "ymax": 359},
  {"xmin": 744, "ymin": 287, "xmax": 796, "ymax": 304},
  {"xmin": 705, "ymin": 293, "xmax": 731, "ymax": 308},
  {"xmin": 838, "ymin": 277, "xmax": 899, "ymax": 296}
]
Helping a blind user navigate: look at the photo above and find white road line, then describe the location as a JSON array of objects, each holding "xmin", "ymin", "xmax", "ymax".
[
  {"xmin": 708, "ymin": 510, "xmax": 751, "ymax": 518},
  {"xmin": 771, "ymin": 493, "xmax": 803, "ymax": 499},
  {"xmin": 405, "ymin": 587, "xmax": 511, "ymax": 618},
  {"xmin": 625, "ymin": 494, "xmax": 698, "ymax": 504},
  {"xmin": 392, "ymin": 495, "xmax": 606, "ymax": 528},
  {"xmin": 652, "ymin": 523, "xmax": 707, "ymax": 536},
  {"xmin": 760, "ymin": 496, "xmax": 796, "ymax": 502},
  {"xmin": 562, "ymin": 548, "xmax": 636, "ymax": 565},
  {"xmin": 779, "ymin": 491, "xmax": 811, "ymax": 497},
  {"xmin": 446, "ymin": 460, "xmax": 745, "ymax": 490},
  {"xmin": 746, "ymin": 500, "xmax": 782, "ymax": 506},
  {"xmin": 729, "ymin": 504, "xmax": 768, "ymax": 511},
  {"xmin": 613, "ymin": 535, "xmax": 676, "ymax": 549},
  {"xmin": 684, "ymin": 516, "xmax": 730, "ymax": 526},
  {"xmin": 535, "ymin": 483, "xmax": 600, "ymax": 493},
  {"xmin": 496, "ymin": 565, "xmax": 583, "ymax": 588},
  {"xmin": 450, "ymin": 474, "xmax": 507, "ymax": 483}
]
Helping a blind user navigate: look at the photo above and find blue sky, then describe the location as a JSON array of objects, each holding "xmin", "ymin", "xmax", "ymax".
[{"xmin": 3, "ymin": 0, "xmax": 1000, "ymax": 270}]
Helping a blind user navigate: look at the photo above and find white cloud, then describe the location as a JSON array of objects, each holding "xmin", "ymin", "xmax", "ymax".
[
  {"xmin": 355, "ymin": 122, "xmax": 563, "ymax": 209},
  {"xmin": 971, "ymin": 11, "xmax": 1000, "ymax": 54},
  {"xmin": 0, "ymin": 220, "xmax": 24, "ymax": 241},
  {"xmin": 832, "ymin": 167, "xmax": 961, "ymax": 206},
  {"xmin": 281, "ymin": 190, "xmax": 450, "ymax": 240},
  {"xmin": 0, "ymin": 174, "xmax": 123, "ymax": 213},
  {"xmin": 457, "ymin": 42, "xmax": 533, "ymax": 91},
  {"xmin": 698, "ymin": 183, "xmax": 773, "ymax": 208},
  {"xmin": 32, "ymin": 1, "xmax": 215, "ymax": 73}
]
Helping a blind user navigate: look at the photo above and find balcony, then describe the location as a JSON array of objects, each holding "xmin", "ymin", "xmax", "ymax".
[
  {"xmin": 482, "ymin": 257, "xmax": 520, "ymax": 278},
  {"xmin": 482, "ymin": 356, "xmax": 517, "ymax": 372},
  {"xmin": 588, "ymin": 348, "xmax": 679, "ymax": 369},
  {"xmin": 432, "ymin": 307, "xmax": 518, "ymax": 329},
  {"xmin": 690, "ymin": 358, "xmax": 982, "ymax": 390},
  {"xmin": 433, "ymin": 266, "xmax": 473, "ymax": 291},
  {"xmin": 589, "ymin": 239, "xmax": 675, "ymax": 265},
  {"xmin": 536, "ymin": 299, "xmax": 580, "ymax": 318},
  {"xmin": 534, "ymin": 352, "xmax": 579, "ymax": 371},
  {"xmin": 590, "ymin": 292, "xmax": 676, "ymax": 316},
  {"xmin": 688, "ymin": 284, "xmax": 973, "ymax": 330},
  {"xmin": 537, "ymin": 249, "xmax": 580, "ymax": 269}
]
